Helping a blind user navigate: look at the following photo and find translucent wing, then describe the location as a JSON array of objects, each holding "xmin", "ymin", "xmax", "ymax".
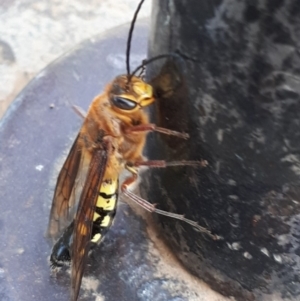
[
  {"xmin": 47, "ymin": 134, "xmax": 83, "ymax": 240},
  {"xmin": 70, "ymin": 142, "xmax": 109, "ymax": 301}
]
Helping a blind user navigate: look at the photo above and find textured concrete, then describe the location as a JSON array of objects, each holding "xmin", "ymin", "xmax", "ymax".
[{"xmin": 0, "ymin": 0, "xmax": 151, "ymax": 118}]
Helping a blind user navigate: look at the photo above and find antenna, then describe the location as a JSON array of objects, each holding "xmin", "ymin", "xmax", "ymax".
[
  {"xmin": 126, "ymin": 0, "xmax": 145, "ymax": 76},
  {"xmin": 130, "ymin": 53, "xmax": 185, "ymax": 77}
]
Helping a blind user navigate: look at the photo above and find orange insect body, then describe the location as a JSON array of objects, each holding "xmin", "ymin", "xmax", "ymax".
[
  {"xmin": 48, "ymin": 2, "xmax": 219, "ymax": 301},
  {"xmin": 48, "ymin": 75, "xmax": 153, "ymax": 233},
  {"xmin": 48, "ymin": 75, "xmax": 157, "ymax": 300}
]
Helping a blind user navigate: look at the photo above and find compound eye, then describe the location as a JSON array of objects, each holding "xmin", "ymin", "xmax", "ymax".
[{"xmin": 112, "ymin": 96, "xmax": 137, "ymax": 110}]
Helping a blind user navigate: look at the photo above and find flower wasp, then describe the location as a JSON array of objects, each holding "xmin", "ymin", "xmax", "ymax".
[{"xmin": 47, "ymin": 0, "xmax": 220, "ymax": 300}]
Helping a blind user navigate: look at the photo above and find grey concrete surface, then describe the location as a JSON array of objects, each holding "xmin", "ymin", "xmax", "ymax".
[{"xmin": 0, "ymin": 0, "xmax": 151, "ymax": 118}]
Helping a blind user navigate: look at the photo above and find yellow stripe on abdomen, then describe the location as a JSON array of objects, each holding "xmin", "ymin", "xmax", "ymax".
[
  {"xmin": 93, "ymin": 194, "xmax": 117, "ymax": 221},
  {"xmin": 91, "ymin": 177, "xmax": 118, "ymax": 244}
]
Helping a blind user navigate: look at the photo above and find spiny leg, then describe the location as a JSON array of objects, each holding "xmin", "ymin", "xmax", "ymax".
[
  {"xmin": 133, "ymin": 159, "xmax": 208, "ymax": 168},
  {"xmin": 126, "ymin": 123, "xmax": 189, "ymax": 139},
  {"xmin": 121, "ymin": 165, "xmax": 221, "ymax": 240}
]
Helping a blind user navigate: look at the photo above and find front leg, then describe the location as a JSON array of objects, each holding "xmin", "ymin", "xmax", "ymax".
[{"xmin": 125, "ymin": 123, "xmax": 189, "ymax": 139}]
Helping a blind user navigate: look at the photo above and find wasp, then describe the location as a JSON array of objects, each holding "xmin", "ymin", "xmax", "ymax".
[{"xmin": 47, "ymin": 1, "xmax": 219, "ymax": 300}]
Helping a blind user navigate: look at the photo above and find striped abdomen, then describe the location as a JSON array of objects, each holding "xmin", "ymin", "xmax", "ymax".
[
  {"xmin": 90, "ymin": 177, "xmax": 118, "ymax": 244},
  {"xmin": 50, "ymin": 177, "xmax": 118, "ymax": 267}
]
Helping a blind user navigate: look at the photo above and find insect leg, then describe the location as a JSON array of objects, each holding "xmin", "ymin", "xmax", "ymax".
[
  {"xmin": 126, "ymin": 123, "xmax": 189, "ymax": 139},
  {"xmin": 121, "ymin": 165, "xmax": 221, "ymax": 240},
  {"xmin": 72, "ymin": 105, "xmax": 87, "ymax": 119},
  {"xmin": 133, "ymin": 159, "xmax": 208, "ymax": 168}
]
